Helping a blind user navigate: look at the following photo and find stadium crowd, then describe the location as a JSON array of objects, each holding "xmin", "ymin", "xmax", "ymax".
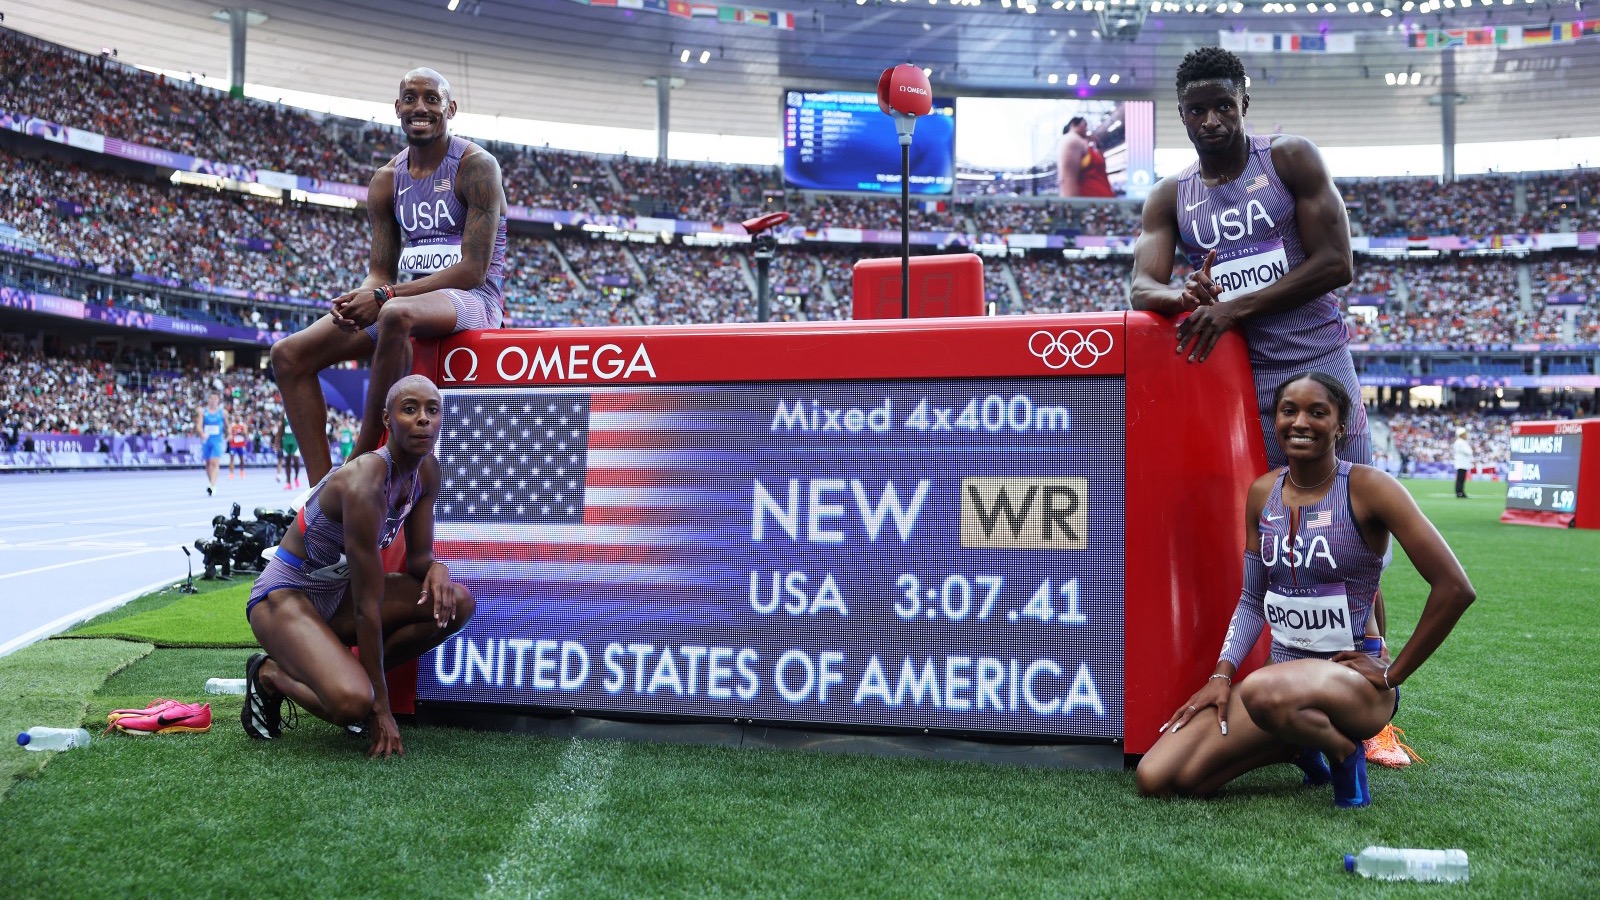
[
  {"xmin": 1384, "ymin": 408, "xmax": 1523, "ymax": 472},
  {"xmin": 3, "ymin": 24, "xmax": 1600, "ymax": 344},
  {"xmin": 0, "ymin": 346, "xmax": 278, "ymax": 439},
  {"xmin": 8, "ymin": 132, "xmax": 1600, "ymax": 341},
  {"xmin": 0, "ymin": 30, "xmax": 361, "ymax": 182}
]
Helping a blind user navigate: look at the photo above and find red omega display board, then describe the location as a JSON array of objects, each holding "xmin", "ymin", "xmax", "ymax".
[
  {"xmin": 1501, "ymin": 418, "xmax": 1600, "ymax": 530},
  {"xmin": 407, "ymin": 312, "xmax": 1268, "ymax": 756}
]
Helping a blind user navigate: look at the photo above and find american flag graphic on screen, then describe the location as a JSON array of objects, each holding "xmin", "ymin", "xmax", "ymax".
[{"xmin": 431, "ymin": 387, "xmax": 735, "ymax": 605}]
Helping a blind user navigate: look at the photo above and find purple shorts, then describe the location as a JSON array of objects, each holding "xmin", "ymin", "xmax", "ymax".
[
  {"xmin": 364, "ymin": 286, "xmax": 503, "ymax": 343},
  {"xmin": 246, "ymin": 551, "xmax": 349, "ymax": 624}
]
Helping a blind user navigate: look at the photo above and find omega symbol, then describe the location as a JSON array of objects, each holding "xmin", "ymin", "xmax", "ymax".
[
  {"xmin": 441, "ymin": 346, "xmax": 479, "ymax": 383},
  {"xmin": 1027, "ymin": 328, "xmax": 1114, "ymax": 370}
]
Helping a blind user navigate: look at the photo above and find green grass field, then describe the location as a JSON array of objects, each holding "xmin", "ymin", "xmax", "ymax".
[{"xmin": 1, "ymin": 481, "xmax": 1596, "ymax": 897}]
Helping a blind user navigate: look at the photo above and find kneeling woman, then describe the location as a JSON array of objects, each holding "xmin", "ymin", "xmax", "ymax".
[
  {"xmin": 1136, "ymin": 372, "xmax": 1474, "ymax": 807},
  {"xmin": 243, "ymin": 375, "xmax": 474, "ymax": 758}
]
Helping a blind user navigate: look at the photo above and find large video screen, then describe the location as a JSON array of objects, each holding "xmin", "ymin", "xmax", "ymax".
[
  {"xmin": 1506, "ymin": 431, "xmax": 1583, "ymax": 514},
  {"xmin": 782, "ymin": 89, "xmax": 956, "ymax": 195},
  {"xmin": 420, "ymin": 377, "xmax": 1126, "ymax": 740},
  {"xmin": 954, "ymin": 98, "xmax": 1155, "ymax": 200}
]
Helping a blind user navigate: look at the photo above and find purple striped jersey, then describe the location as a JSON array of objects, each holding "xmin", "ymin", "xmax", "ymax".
[
  {"xmin": 1219, "ymin": 460, "xmax": 1386, "ymax": 667},
  {"xmin": 1174, "ymin": 134, "xmax": 1349, "ymax": 370},
  {"xmin": 296, "ymin": 446, "xmax": 422, "ymax": 581},
  {"xmin": 391, "ymin": 135, "xmax": 507, "ymax": 300}
]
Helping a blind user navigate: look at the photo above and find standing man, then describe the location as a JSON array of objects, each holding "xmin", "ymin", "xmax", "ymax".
[
  {"xmin": 1128, "ymin": 47, "xmax": 1406, "ymax": 755},
  {"xmin": 196, "ymin": 392, "xmax": 226, "ymax": 497},
  {"xmin": 1128, "ymin": 46, "xmax": 1372, "ymax": 473},
  {"xmin": 1452, "ymin": 427, "xmax": 1473, "ymax": 498},
  {"xmin": 278, "ymin": 411, "xmax": 302, "ymax": 491},
  {"xmin": 227, "ymin": 416, "xmax": 249, "ymax": 480},
  {"xmin": 269, "ymin": 67, "xmax": 508, "ymax": 485}
]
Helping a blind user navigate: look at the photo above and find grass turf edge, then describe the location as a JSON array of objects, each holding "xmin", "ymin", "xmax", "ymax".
[{"xmin": 0, "ymin": 638, "xmax": 154, "ymax": 802}]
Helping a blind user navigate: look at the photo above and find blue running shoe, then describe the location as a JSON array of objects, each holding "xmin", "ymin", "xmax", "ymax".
[
  {"xmin": 1296, "ymin": 745, "xmax": 1333, "ymax": 786},
  {"xmin": 1332, "ymin": 746, "xmax": 1372, "ymax": 808}
]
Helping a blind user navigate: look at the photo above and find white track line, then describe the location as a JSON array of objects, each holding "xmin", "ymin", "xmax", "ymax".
[
  {"xmin": 0, "ymin": 547, "xmax": 173, "ymax": 581},
  {"xmin": 482, "ymin": 738, "xmax": 618, "ymax": 899},
  {"xmin": 0, "ymin": 574, "xmax": 177, "ymax": 658},
  {"xmin": 6, "ymin": 524, "xmax": 211, "ymax": 548}
]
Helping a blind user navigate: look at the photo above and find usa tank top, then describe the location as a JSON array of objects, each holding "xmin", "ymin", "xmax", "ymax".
[
  {"xmin": 293, "ymin": 446, "xmax": 423, "ymax": 583},
  {"xmin": 1174, "ymin": 134, "xmax": 1349, "ymax": 371},
  {"xmin": 1253, "ymin": 459, "xmax": 1386, "ymax": 662},
  {"xmin": 390, "ymin": 135, "xmax": 507, "ymax": 300}
]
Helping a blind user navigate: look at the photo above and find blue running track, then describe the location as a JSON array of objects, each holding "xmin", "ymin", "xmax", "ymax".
[{"xmin": 0, "ymin": 469, "xmax": 294, "ymax": 655}]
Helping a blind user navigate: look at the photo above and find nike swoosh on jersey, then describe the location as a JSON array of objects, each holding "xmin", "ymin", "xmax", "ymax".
[
  {"xmin": 398, "ymin": 185, "xmax": 413, "ymax": 196},
  {"xmin": 1265, "ymin": 514, "xmax": 1284, "ymax": 522},
  {"xmin": 1184, "ymin": 199, "xmax": 1207, "ymax": 211}
]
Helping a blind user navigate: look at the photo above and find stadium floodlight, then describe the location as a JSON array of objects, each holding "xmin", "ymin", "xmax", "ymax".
[
  {"xmin": 1385, "ymin": 72, "xmax": 1397, "ymax": 84},
  {"xmin": 1048, "ymin": 72, "xmax": 1060, "ymax": 83},
  {"xmin": 447, "ymin": 0, "xmax": 460, "ymax": 10},
  {"xmin": 680, "ymin": 48, "xmax": 691, "ymax": 62}
]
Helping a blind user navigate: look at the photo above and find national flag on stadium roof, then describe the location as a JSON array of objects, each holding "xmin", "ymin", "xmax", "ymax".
[{"xmin": 570, "ymin": 0, "xmax": 795, "ymax": 28}]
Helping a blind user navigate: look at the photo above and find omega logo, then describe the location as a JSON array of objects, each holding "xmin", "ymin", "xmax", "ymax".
[{"xmin": 439, "ymin": 343, "xmax": 657, "ymax": 384}]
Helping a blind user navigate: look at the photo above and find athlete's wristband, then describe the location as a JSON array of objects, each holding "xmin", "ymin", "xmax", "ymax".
[
  {"xmin": 373, "ymin": 285, "xmax": 395, "ymax": 306},
  {"xmin": 1208, "ymin": 673, "xmax": 1232, "ymax": 686}
]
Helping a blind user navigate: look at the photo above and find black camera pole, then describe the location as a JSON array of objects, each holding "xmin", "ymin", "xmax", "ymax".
[{"xmin": 179, "ymin": 545, "xmax": 199, "ymax": 594}]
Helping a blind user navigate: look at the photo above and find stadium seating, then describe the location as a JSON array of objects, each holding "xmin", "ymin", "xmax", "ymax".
[{"xmin": 2, "ymin": 24, "xmax": 1599, "ymax": 348}]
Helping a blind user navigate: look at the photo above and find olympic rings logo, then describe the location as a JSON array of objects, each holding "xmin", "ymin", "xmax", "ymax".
[{"xmin": 1028, "ymin": 328, "xmax": 1115, "ymax": 370}]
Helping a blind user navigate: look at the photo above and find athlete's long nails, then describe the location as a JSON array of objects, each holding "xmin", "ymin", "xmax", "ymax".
[{"xmin": 1159, "ymin": 722, "xmax": 1168, "ymax": 733}]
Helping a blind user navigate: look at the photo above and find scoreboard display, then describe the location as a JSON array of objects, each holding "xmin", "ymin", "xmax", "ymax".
[
  {"xmin": 1502, "ymin": 419, "xmax": 1600, "ymax": 530},
  {"xmin": 412, "ymin": 314, "xmax": 1269, "ymax": 751},
  {"xmin": 782, "ymin": 88, "xmax": 956, "ymax": 195},
  {"xmin": 1505, "ymin": 432, "xmax": 1582, "ymax": 515}
]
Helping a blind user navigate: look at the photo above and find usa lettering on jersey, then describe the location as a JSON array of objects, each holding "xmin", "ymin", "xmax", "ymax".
[
  {"xmin": 1259, "ymin": 531, "xmax": 1338, "ymax": 570},
  {"xmin": 397, "ymin": 198, "xmax": 459, "ymax": 233},
  {"xmin": 1188, "ymin": 198, "xmax": 1277, "ymax": 250}
]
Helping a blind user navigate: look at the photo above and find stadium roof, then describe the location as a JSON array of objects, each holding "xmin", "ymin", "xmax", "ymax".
[{"xmin": 6, "ymin": 0, "xmax": 1598, "ymax": 153}]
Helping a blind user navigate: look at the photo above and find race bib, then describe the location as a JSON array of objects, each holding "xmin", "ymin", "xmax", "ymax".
[
  {"xmin": 1264, "ymin": 582, "xmax": 1355, "ymax": 653},
  {"xmin": 399, "ymin": 241, "xmax": 463, "ymax": 277},
  {"xmin": 204, "ymin": 424, "xmax": 222, "ymax": 437},
  {"xmin": 306, "ymin": 555, "xmax": 350, "ymax": 583},
  {"xmin": 1211, "ymin": 239, "xmax": 1290, "ymax": 302}
]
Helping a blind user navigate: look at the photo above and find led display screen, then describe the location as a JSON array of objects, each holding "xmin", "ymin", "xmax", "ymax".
[
  {"xmin": 420, "ymin": 377, "xmax": 1126, "ymax": 740},
  {"xmin": 954, "ymin": 98, "xmax": 1156, "ymax": 200},
  {"xmin": 781, "ymin": 89, "xmax": 956, "ymax": 195},
  {"xmin": 1505, "ymin": 431, "xmax": 1583, "ymax": 514}
]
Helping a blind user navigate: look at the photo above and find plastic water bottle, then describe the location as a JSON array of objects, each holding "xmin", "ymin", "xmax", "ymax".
[
  {"xmin": 16, "ymin": 728, "xmax": 91, "ymax": 751},
  {"xmin": 205, "ymin": 677, "xmax": 248, "ymax": 695},
  {"xmin": 1345, "ymin": 847, "xmax": 1469, "ymax": 882}
]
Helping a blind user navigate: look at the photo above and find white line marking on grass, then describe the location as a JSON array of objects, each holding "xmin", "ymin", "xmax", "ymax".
[
  {"xmin": 482, "ymin": 738, "xmax": 618, "ymax": 899},
  {"xmin": 0, "ymin": 574, "xmax": 177, "ymax": 658}
]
